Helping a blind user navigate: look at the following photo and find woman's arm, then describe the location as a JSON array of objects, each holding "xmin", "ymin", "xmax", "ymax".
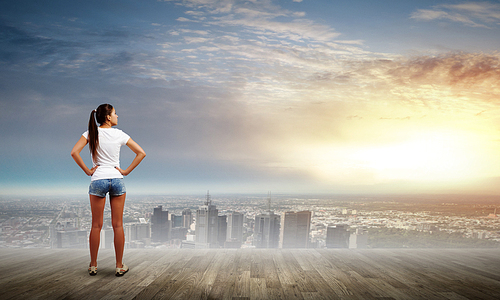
[
  {"xmin": 115, "ymin": 138, "xmax": 146, "ymax": 176},
  {"xmin": 70, "ymin": 136, "xmax": 98, "ymax": 176}
]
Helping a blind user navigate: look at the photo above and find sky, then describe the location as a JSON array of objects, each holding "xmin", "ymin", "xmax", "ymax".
[{"xmin": 1, "ymin": 0, "xmax": 500, "ymax": 196}]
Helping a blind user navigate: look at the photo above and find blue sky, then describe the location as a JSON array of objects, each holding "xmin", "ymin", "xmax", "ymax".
[{"xmin": 1, "ymin": 0, "xmax": 500, "ymax": 196}]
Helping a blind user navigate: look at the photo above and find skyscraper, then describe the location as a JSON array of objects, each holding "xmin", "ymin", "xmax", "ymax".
[
  {"xmin": 326, "ymin": 224, "xmax": 350, "ymax": 248},
  {"xmin": 195, "ymin": 191, "xmax": 219, "ymax": 247},
  {"xmin": 171, "ymin": 215, "xmax": 183, "ymax": 228},
  {"xmin": 349, "ymin": 228, "xmax": 368, "ymax": 249},
  {"xmin": 280, "ymin": 211, "xmax": 311, "ymax": 248},
  {"xmin": 253, "ymin": 193, "xmax": 280, "ymax": 248},
  {"xmin": 217, "ymin": 215, "xmax": 227, "ymax": 247},
  {"xmin": 227, "ymin": 211, "xmax": 244, "ymax": 243},
  {"xmin": 152, "ymin": 206, "xmax": 170, "ymax": 242},
  {"xmin": 182, "ymin": 209, "xmax": 193, "ymax": 228}
]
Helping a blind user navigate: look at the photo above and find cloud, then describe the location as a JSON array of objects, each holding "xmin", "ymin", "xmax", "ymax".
[
  {"xmin": 176, "ymin": 17, "xmax": 193, "ymax": 22},
  {"xmin": 3, "ymin": 0, "xmax": 500, "ymax": 193},
  {"xmin": 411, "ymin": 1, "xmax": 500, "ymax": 28},
  {"xmin": 385, "ymin": 52, "xmax": 500, "ymax": 88}
]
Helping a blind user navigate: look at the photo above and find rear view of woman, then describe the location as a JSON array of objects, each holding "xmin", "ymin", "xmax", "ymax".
[{"xmin": 71, "ymin": 104, "xmax": 146, "ymax": 276}]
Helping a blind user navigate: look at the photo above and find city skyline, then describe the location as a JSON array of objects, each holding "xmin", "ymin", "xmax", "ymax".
[
  {"xmin": 1, "ymin": 193, "xmax": 499, "ymax": 249},
  {"xmin": 1, "ymin": 0, "xmax": 500, "ymax": 196}
]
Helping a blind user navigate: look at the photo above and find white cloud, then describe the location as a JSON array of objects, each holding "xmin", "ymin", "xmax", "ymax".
[
  {"xmin": 180, "ymin": 29, "xmax": 210, "ymax": 35},
  {"xmin": 184, "ymin": 36, "xmax": 211, "ymax": 43},
  {"xmin": 411, "ymin": 1, "xmax": 500, "ymax": 28},
  {"xmin": 176, "ymin": 17, "xmax": 192, "ymax": 22}
]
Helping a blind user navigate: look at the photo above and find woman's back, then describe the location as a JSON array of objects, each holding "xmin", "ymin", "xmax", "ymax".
[{"xmin": 82, "ymin": 127, "xmax": 130, "ymax": 181}]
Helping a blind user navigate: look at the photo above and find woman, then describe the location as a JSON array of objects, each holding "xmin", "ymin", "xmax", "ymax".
[{"xmin": 71, "ymin": 104, "xmax": 146, "ymax": 276}]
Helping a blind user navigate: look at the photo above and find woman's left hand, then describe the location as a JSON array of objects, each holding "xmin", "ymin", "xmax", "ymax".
[{"xmin": 115, "ymin": 167, "xmax": 129, "ymax": 176}]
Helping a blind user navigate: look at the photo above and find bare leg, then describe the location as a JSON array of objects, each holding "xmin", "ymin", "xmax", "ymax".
[
  {"xmin": 110, "ymin": 193, "xmax": 126, "ymax": 268},
  {"xmin": 89, "ymin": 195, "xmax": 106, "ymax": 267}
]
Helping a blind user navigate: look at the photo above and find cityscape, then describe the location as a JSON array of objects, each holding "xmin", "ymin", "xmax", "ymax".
[{"xmin": 1, "ymin": 192, "xmax": 499, "ymax": 250}]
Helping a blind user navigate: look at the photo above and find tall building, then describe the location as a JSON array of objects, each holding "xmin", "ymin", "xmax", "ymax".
[
  {"xmin": 170, "ymin": 227, "xmax": 188, "ymax": 241},
  {"xmin": 326, "ymin": 224, "xmax": 350, "ymax": 248},
  {"xmin": 253, "ymin": 193, "xmax": 280, "ymax": 248},
  {"xmin": 56, "ymin": 230, "xmax": 87, "ymax": 248},
  {"xmin": 101, "ymin": 229, "xmax": 113, "ymax": 249},
  {"xmin": 349, "ymin": 228, "xmax": 368, "ymax": 249},
  {"xmin": 151, "ymin": 206, "xmax": 170, "ymax": 242},
  {"xmin": 217, "ymin": 215, "xmax": 227, "ymax": 247},
  {"xmin": 125, "ymin": 222, "xmax": 151, "ymax": 242},
  {"xmin": 51, "ymin": 220, "xmax": 87, "ymax": 249},
  {"xmin": 195, "ymin": 191, "xmax": 219, "ymax": 247},
  {"xmin": 280, "ymin": 211, "xmax": 311, "ymax": 248},
  {"xmin": 171, "ymin": 215, "xmax": 183, "ymax": 228},
  {"xmin": 227, "ymin": 212, "xmax": 244, "ymax": 243},
  {"xmin": 182, "ymin": 209, "xmax": 193, "ymax": 228},
  {"xmin": 125, "ymin": 220, "xmax": 151, "ymax": 248}
]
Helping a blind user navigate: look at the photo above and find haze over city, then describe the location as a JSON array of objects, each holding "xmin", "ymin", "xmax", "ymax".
[{"xmin": 1, "ymin": 0, "xmax": 500, "ymax": 196}]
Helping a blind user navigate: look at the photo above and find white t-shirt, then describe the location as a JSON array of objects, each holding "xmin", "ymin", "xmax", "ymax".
[{"xmin": 82, "ymin": 128, "xmax": 130, "ymax": 181}]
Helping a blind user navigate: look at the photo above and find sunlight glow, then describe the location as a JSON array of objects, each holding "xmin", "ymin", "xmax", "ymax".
[{"xmin": 306, "ymin": 130, "xmax": 492, "ymax": 185}]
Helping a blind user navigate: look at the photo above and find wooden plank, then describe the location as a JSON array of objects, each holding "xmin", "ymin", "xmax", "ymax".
[
  {"xmin": 207, "ymin": 250, "xmax": 238, "ymax": 300},
  {"xmin": 232, "ymin": 249, "xmax": 252, "ymax": 299},
  {"xmin": 281, "ymin": 250, "xmax": 317, "ymax": 293},
  {"xmin": 304, "ymin": 269, "xmax": 341, "ymax": 300},
  {"xmin": 182, "ymin": 249, "xmax": 226, "ymax": 299},
  {"xmin": 130, "ymin": 250, "xmax": 194, "ymax": 300},
  {"xmin": 316, "ymin": 250, "xmax": 377, "ymax": 299},
  {"xmin": 272, "ymin": 250, "xmax": 304, "ymax": 300},
  {"xmin": 1, "ymin": 248, "xmax": 500, "ymax": 300},
  {"xmin": 250, "ymin": 278, "xmax": 267, "ymax": 300},
  {"xmin": 250, "ymin": 250, "xmax": 266, "ymax": 279},
  {"xmin": 2, "ymin": 250, "xmax": 96, "ymax": 300},
  {"xmin": 151, "ymin": 250, "xmax": 217, "ymax": 300},
  {"xmin": 303, "ymin": 249, "xmax": 352, "ymax": 297},
  {"xmin": 233, "ymin": 271, "xmax": 251, "ymax": 299},
  {"xmin": 261, "ymin": 250, "xmax": 281, "ymax": 289}
]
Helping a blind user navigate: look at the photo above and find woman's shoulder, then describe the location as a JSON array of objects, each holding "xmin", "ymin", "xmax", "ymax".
[
  {"xmin": 105, "ymin": 127, "xmax": 130, "ymax": 139},
  {"xmin": 98, "ymin": 127, "xmax": 125, "ymax": 133}
]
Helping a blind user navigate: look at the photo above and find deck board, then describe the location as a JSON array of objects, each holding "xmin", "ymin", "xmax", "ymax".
[{"xmin": 0, "ymin": 248, "xmax": 499, "ymax": 299}]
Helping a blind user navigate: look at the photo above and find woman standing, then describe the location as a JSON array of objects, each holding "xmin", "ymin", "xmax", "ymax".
[{"xmin": 71, "ymin": 104, "xmax": 146, "ymax": 276}]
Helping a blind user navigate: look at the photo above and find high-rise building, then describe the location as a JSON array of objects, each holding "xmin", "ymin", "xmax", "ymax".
[
  {"xmin": 349, "ymin": 228, "xmax": 368, "ymax": 249},
  {"xmin": 56, "ymin": 230, "xmax": 87, "ymax": 248},
  {"xmin": 254, "ymin": 212, "xmax": 280, "ymax": 248},
  {"xmin": 171, "ymin": 215, "xmax": 183, "ymax": 228},
  {"xmin": 170, "ymin": 227, "xmax": 188, "ymax": 240},
  {"xmin": 125, "ymin": 222, "xmax": 151, "ymax": 242},
  {"xmin": 101, "ymin": 229, "xmax": 113, "ymax": 249},
  {"xmin": 51, "ymin": 220, "xmax": 87, "ymax": 249},
  {"xmin": 280, "ymin": 211, "xmax": 311, "ymax": 248},
  {"xmin": 253, "ymin": 193, "xmax": 280, "ymax": 248},
  {"xmin": 182, "ymin": 209, "xmax": 193, "ymax": 228},
  {"xmin": 227, "ymin": 212, "xmax": 244, "ymax": 243},
  {"xmin": 326, "ymin": 224, "xmax": 350, "ymax": 248},
  {"xmin": 195, "ymin": 191, "xmax": 219, "ymax": 247},
  {"xmin": 217, "ymin": 215, "xmax": 227, "ymax": 247},
  {"xmin": 151, "ymin": 206, "xmax": 170, "ymax": 242}
]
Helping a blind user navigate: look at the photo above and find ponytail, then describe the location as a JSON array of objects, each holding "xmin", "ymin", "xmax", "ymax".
[
  {"xmin": 88, "ymin": 103, "xmax": 114, "ymax": 163},
  {"xmin": 88, "ymin": 110, "xmax": 99, "ymax": 163}
]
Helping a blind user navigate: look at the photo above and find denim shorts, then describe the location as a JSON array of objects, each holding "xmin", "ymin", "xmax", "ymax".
[{"xmin": 89, "ymin": 178, "xmax": 126, "ymax": 197}]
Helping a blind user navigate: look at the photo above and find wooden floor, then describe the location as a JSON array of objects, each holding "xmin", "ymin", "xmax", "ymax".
[{"xmin": 1, "ymin": 248, "xmax": 500, "ymax": 300}]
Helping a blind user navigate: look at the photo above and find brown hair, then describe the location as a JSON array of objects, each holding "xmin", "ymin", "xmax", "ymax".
[{"xmin": 88, "ymin": 104, "xmax": 114, "ymax": 163}]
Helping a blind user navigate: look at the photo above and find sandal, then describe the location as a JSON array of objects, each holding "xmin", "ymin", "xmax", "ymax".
[
  {"xmin": 115, "ymin": 263, "xmax": 129, "ymax": 277},
  {"xmin": 88, "ymin": 264, "xmax": 97, "ymax": 276}
]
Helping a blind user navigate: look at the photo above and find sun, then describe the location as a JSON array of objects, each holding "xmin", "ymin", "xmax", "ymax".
[{"xmin": 305, "ymin": 129, "xmax": 493, "ymax": 185}]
